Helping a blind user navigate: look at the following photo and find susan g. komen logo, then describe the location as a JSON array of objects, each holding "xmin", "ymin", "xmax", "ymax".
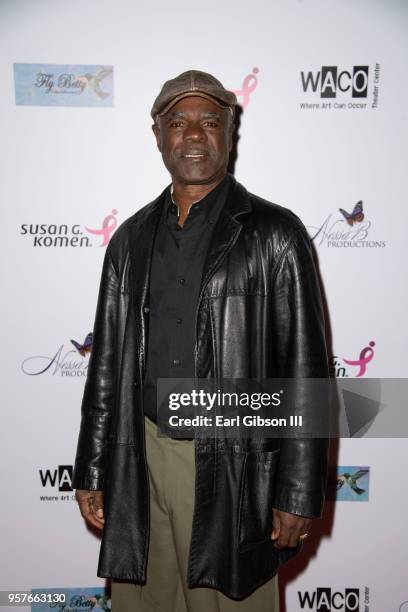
[
  {"xmin": 21, "ymin": 332, "xmax": 92, "ymax": 378},
  {"xmin": 230, "ymin": 67, "xmax": 259, "ymax": 109},
  {"xmin": 343, "ymin": 341, "xmax": 375, "ymax": 377},
  {"xmin": 85, "ymin": 209, "xmax": 118, "ymax": 246},
  {"xmin": 329, "ymin": 341, "xmax": 375, "ymax": 378},
  {"xmin": 20, "ymin": 209, "xmax": 118, "ymax": 248},
  {"xmin": 307, "ymin": 200, "xmax": 385, "ymax": 249}
]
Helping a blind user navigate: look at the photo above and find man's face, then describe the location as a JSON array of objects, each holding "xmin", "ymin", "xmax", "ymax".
[{"xmin": 152, "ymin": 96, "xmax": 233, "ymax": 185}]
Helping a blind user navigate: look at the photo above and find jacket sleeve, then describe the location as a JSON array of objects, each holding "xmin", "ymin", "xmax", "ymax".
[
  {"xmin": 272, "ymin": 226, "xmax": 329, "ymax": 518},
  {"xmin": 72, "ymin": 242, "xmax": 119, "ymax": 491}
]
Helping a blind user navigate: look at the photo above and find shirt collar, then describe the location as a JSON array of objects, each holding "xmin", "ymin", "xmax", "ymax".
[{"xmin": 165, "ymin": 174, "xmax": 231, "ymax": 224}]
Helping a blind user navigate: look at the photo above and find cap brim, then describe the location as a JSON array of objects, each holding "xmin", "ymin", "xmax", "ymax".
[{"xmin": 156, "ymin": 91, "xmax": 230, "ymax": 117}]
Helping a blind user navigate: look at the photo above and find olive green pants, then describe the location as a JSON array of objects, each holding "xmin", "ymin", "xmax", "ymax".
[{"xmin": 111, "ymin": 416, "xmax": 279, "ymax": 612}]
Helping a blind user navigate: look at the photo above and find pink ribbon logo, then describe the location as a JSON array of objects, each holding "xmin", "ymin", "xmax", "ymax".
[
  {"xmin": 85, "ymin": 209, "xmax": 118, "ymax": 247},
  {"xmin": 343, "ymin": 341, "xmax": 375, "ymax": 377},
  {"xmin": 231, "ymin": 67, "xmax": 259, "ymax": 108}
]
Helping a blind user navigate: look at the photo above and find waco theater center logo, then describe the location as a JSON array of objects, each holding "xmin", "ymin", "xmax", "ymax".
[
  {"xmin": 298, "ymin": 587, "xmax": 369, "ymax": 611},
  {"xmin": 299, "ymin": 64, "xmax": 380, "ymax": 111},
  {"xmin": 39, "ymin": 465, "xmax": 76, "ymax": 502}
]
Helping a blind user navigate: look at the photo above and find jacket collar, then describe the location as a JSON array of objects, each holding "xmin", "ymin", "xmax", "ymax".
[
  {"xmin": 222, "ymin": 174, "xmax": 252, "ymax": 219},
  {"xmin": 127, "ymin": 175, "xmax": 252, "ymax": 368},
  {"xmin": 197, "ymin": 176, "xmax": 251, "ymax": 299}
]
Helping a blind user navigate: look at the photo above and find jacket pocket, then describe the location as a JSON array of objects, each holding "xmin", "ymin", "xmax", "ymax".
[{"xmin": 237, "ymin": 449, "xmax": 280, "ymax": 551}]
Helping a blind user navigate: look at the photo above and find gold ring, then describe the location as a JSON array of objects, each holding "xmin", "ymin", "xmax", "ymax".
[{"xmin": 299, "ymin": 533, "xmax": 309, "ymax": 540}]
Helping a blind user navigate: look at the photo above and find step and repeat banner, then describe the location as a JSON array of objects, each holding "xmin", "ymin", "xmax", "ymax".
[{"xmin": 1, "ymin": 0, "xmax": 407, "ymax": 610}]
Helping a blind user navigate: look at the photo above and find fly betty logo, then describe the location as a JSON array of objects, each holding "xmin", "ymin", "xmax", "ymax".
[
  {"xmin": 299, "ymin": 63, "xmax": 380, "ymax": 111},
  {"xmin": 20, "ymin": 209, "xmax": 118, "ymax": 248},
  {"xmin": 14, "ymin": 63, "xmax": 114, "ymax": 107},
  {"xmin": 307, "ymin": 201, "xmax": 386, "ymax": 248},
  {"xmin": 330, "ymin": 341, "xmax": 375, "ymax": 378},
  {"xmin": 31, "ymin": 588, "xmax": 111, "ymax": 611},
  {"xmin": 21, "ymin": 332, "xmax": 92, "ymax": 378}
]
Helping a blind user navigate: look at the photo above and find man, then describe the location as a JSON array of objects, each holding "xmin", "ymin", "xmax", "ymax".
[{"xmin": 73, "ymin": 70, "xmax": 329, "ymax": 611}]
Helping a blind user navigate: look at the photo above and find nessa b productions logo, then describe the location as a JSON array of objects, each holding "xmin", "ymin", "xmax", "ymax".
[
  {"xmin": 20, "ymin": 209, "xmax": 118, "ymax": 248},
  {"xmin": 21, "ymin": 332, "xmax": 92, "ymax": 378},
  {"xmin": 298, "ymin": 587, "xmax": 369, "ymax": 611},
  {"xmin": 307, "ymin": 201, "xmax": 386, "ymax": 249},
  {"xmin": 39, "ymin": 465, "xmax": 75, "ymax": 502},
  {"xmin": 300, "ymin": 64, "xmax": 380, "ymax": 111}
]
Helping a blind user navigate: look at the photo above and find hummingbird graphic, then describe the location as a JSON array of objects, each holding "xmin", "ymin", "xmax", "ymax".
[
  {"xmin": 336, "ymin": 469, "xmax": 369, "ymax": 495},
  {"xmin": 81, "ymin": 68, "xmax": 113, "ymax": 99},
  {"xmin": 88, "ymin": 594, "xmax": 111, "ymax": 611}
]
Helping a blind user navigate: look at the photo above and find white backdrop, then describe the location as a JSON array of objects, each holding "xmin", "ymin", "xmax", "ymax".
[{"xmin": 1, "ymin": 0, "xmax": 407, "ymax": 610}]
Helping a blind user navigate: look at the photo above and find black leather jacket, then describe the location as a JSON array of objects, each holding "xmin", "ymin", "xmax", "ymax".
[{"xmin": 72, "ymin": 175, "xmax": 329, "ymax": 599}]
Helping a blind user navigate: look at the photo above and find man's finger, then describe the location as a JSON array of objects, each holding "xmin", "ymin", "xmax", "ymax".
[
  {"xmin": 81, "ymin": 499, "xmax": 104, "ymax": 528},
  {"xmin": 76, "ymin": 491, "xmax": 105, "ymax": 530},
  {"xmin": 288, "ymin": 526, "xmax": 304, "ymax": 548},
  {"xmin": 274, "ymin": 522, "xmax": 292, "ymax": 549},
  {"xmin": 78, "ymin": 501, "xmax": 104, "ymax": 530},
  {"xmin": 91, "ymin": 493, "xmax": 104, "ymax": 521},
  {"xmin": 271, "ymin": 509, "xmax": 281, "ymax": 541}
]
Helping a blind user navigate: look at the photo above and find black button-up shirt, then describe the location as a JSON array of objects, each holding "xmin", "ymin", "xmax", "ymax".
[{"xmin": 143, "ymin": 173, "xmax": 233, "ymax": 422}]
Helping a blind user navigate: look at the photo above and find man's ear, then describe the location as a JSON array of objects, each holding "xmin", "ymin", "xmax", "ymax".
[{"xmin": 152, "ymin": 122, "xmax": 162, "ymax": 152}]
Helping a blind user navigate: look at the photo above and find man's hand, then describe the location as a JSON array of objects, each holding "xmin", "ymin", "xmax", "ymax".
[
  {"xmin": 271, "ymin": 507, "xmax": 312, "ymax": 549},
  {"xmin": 75, "ymin": 489, "xmax": 105, "ymax": 530}
]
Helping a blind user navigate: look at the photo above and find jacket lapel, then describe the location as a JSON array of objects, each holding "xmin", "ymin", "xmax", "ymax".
[
  {"xmin": 127, "ymin": 191, "xmax": 165, "ymax": 374},
  {"xmin": 126, "ymin": 177, "xmax": 252, "ymax": 376},
  {"xmin": 198, "ymin": 177, "xmax": 252, "ymax": 300}
]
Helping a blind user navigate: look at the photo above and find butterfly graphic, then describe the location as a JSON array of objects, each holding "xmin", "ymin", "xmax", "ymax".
[
  {"xmin": 70, "ymin": 332, "xmax": 93, "ymax": 356},
  {"xmin": 339, "ymin": 201, "xmax": 364, "ymax": 226}
]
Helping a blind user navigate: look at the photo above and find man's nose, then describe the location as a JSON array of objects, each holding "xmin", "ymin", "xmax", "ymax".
[{"xmin": 183, "ymin": 122, "xmax": 207, "ymax": 142}]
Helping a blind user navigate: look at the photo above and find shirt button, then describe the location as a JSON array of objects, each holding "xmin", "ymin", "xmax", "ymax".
[
  {"xmin": 176, "ymin": 317, "xmax": 182, "ymax": 324},
  {"xmin": 143, "ymin": 306, "xmax": 150, "ymax": 313},
  {"xmin": 172, "ymin": 358, "xmax": 181, "ymax": 366},
  {"xmin": 179, "ymin": 277, "xmax": 186, "ymax": 285}
]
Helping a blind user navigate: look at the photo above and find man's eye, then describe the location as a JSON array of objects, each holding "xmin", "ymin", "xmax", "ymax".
[
  {"xmin": 202, "ymin": 121, "xmax": 218, "ymax": 128},
  {"xmin": 169, "ymin": 121, "xmax": 184, "ymax": 128}
]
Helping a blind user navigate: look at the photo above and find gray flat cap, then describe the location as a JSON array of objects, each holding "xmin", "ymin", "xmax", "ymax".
[{"xmin": 151, "ymin": 70, "xmax": 237, "ymax": 119}]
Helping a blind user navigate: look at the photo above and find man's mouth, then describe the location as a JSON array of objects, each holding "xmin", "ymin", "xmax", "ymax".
[{"xmin": 181, "ymin": 151, "xmax": 208, "ymax": 159}]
